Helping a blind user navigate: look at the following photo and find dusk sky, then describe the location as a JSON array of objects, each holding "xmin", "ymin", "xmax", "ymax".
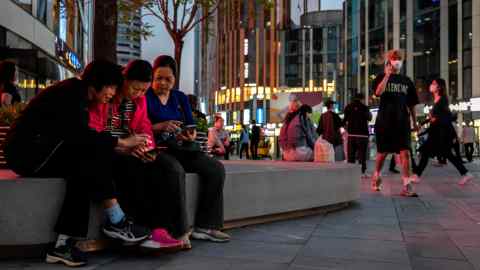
[{"xmin": 142, "ymin": 0, "xmax": 343, "ymax": 94}]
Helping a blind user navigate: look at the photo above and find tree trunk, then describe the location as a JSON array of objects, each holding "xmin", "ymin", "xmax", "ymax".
[
  {"xmin": 93, "ymin": 0, "xmax": 118, "ymax": 63},
  {"xmin": 174, "ymin": 39, "xmax": 184, "ymax": 89}
]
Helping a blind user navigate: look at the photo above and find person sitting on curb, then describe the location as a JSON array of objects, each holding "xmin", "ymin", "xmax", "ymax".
[
  {"xmin": 88, "ymin": 60, "xmax": 183, "ymax": 251},
  {"xmin": 208, "ymin": 115, "xmax": 231, "ymax": 160},
  {"xmin": 146, "ymin": 55, "xmax": 230, "ymax": 249},
  {"xmin": 279, "ymin": 97, "xmax": 317, "ymax": 161},
  {"xmin": 4, "ymin": 60, "xmax": 151, "ymax": 267}
]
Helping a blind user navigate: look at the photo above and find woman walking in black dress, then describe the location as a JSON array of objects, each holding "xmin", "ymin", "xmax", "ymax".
[{"xmin": 412, "ymin": 78, "xmax": 474, "ymax": 185}]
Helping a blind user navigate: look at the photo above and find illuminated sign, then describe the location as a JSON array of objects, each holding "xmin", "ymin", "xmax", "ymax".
[
  {"xmin": 423, "ymin": 101, "xmax": 471, "ymax": 114},
  {"xmin": 55, "ymin": 37, "xmax": 83, "ymax": 72}
]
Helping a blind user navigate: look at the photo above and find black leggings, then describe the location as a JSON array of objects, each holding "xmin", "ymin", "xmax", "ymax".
[
  {"xmin": 347, "ymin": 137, "xmax": 368, "ymax": 174},
  {"xmin": 414, "ymin": 149, "xmax": 468, "ymax": 177},
  {"xmin": 152, "ymin": 150, "xmax": 225, "ymax": 237}
]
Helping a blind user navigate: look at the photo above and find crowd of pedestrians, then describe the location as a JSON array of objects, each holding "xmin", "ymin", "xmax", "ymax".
[{"xmin": 279, "ymin": 49, "xmax": 477, "ymax": 197}]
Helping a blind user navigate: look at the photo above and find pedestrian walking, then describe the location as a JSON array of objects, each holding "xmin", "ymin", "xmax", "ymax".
[
  {"xmin": 412, "ymin": 78, "xmax": 474, "ymax": 185},
  {"xmin": 317, "ymin": 100, "xmax": 344, "ymax": 161},
  {"xmin": 239, "ymin": 124, "xmax": 250, "ymax": 159},
  {"xmin": 250, "ymin": 120, "xmax": 261, "ymax": 159},
  {"xmin": 343, "ymin": 93, "xmax": 372, "ymax": 178},
  {"xmin": 371, "ymin": 49, "xmax": 419, "ymax": 197},
  {"xmin": 462, "ymin": 123, "xmax": 475, "ymax": 162}
]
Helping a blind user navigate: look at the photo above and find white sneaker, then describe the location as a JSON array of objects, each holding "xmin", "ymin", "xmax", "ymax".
[
  {"xmin": 361, "ymin": 173, "xmax": 371, "ymax": 179},
  {"xmin": 459, "ymin": 173, "xmax": 474, "ymax": 186},
  {"xmin": 411, "ymin": 174, "xmax": 421, "ymax": 184},
  {"xmin": 371, "ymin": 173, "xmax": 382, "ymax": 191}
]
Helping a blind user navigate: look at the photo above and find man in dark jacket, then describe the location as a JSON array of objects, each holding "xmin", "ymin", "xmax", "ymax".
[
  {"xmin": 250, "ymin": 120, "xmax": 261, "ymax": 159},
  {"xmin": 4, "ymin": 60, "xmax": 150, "ymax": 267},
  {"xmin": 317, "ymin": 100, "xmax": 343, "ymax": 160},
  {"xmin": 343, "ymin": 93, "xmax": 372, "ymax": 177}
]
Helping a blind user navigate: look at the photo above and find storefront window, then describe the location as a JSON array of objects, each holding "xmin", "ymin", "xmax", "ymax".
[
  {"xmin": 463, "ymin": 0, "xmax": 472, "ymax": 99},
  {"xmin": 36, "ymin": 0, "xmax": 55, "ymax": 31},
  {"xmin": 413, "ymin": 7, "xmax": 441, "ymax": 97},
  {"xmin": 448, "ymin": 3, "xmax": 458, "ymax": 101},
  {"xmin": 0, "ymin": 26, "xmax": 75, "ymax": 102},
  {"xmin": 414, "ymin": 0, "xmax": 440, "ymax": 13}
]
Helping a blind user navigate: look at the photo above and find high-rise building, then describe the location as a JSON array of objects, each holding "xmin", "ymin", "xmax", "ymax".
[
  {"xmin": 0, "ymin": 0, "xmax": 93, "ymax": 101},
  {"xmin": 116, "ymin": 9, "xmax": 142, "ymax": 66},
  {"xmin": 197, "ymin": 0, "xmax": 343, "ymax": 125},
  {"xmin": 343, "ymin": 0, "xmax": 480, "ymax": 126}
]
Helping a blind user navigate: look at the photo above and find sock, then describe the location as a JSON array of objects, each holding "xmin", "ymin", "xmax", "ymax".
[
  {"xmin": 55, "ymin": 234, "xmax": 70, "ymax": 248},
  {"xmin": 104, "ymin": 203, "xmax": 125, "ymax": 225}
]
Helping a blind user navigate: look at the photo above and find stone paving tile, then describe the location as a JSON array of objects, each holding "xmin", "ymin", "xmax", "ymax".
[
  {"xmin": 144, "ymin": 255, "xmax": 291, "ymax": 270},
  {"xmin": 405, "ymin": 236, "xmax": 466, "ymax": 260},
  {"xmin": 446, "ymin": 231, "xmax": 480, "ymax": 247},
  {"xmin": 410, "ymin": 257, "xmax": 475, "ymax": 270},
  {"xmin": 400, "ymin": 222, "xmax": 447, "ymax": 239},
  {"xmin": 313, "ymin": 222, "xmax": 403, "ymax": 241},
  {"xmin": 460, "ymin": 246, "xmax": 480, "ymax": 270},
  {"xmin": 299, "ymin": 236, "xmax": 409, "ymax": 264},
  {"xmin": 183, "ymin": 239, "xmax": 303, "ymax": 264},
  {"xmin": 228, "ymin": 223, "xmax": 313, "ymax": 245},
  {"xmin": 292, "ymin": 256, "xmax": 411, "ymax": 270}
]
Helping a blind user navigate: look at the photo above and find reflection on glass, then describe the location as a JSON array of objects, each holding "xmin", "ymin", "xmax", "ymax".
[{"xmin": 12, "ymin": 0, "xmax": 32, "ymax": 14}]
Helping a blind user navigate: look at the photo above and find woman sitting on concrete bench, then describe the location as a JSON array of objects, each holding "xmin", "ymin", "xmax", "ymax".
[
  {"xmin": 279, "ymin": 97, "xmax": 317, "ymax": 162},
  {"xmin": 4, "ymin": 60, "xmax": 151, "ymax": 267},
  {"xmin": 88, "ymin": 59, "xmax": 183, "ymax": 251},
  {"xmin": 145, "ymin": 55, "xmax": 230, "ymax": 248}
]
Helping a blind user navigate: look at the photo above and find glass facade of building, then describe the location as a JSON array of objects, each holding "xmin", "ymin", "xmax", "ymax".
[
  {"xmin": 200, "ymin": 1, "xmax": 343, "ymax": 124},
  {"xmin": 344, "ymin": 0, "xmax": 476, "ymax": 111},
  {"xmin": 1, "ymin": 0, "xmax": 92, "ymax": 101}
]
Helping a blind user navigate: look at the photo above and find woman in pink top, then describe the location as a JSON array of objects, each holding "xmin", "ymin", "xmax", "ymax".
[{"xmin": 89, "ymin": 60, "xmax": 182, "ymax": 251}]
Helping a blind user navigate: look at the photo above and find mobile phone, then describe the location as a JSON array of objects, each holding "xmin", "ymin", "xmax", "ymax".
[
  {"xmin": 182, "ymin": 124, "xmax": 197, "ymax": 132},
  {"xmin": 144, "ymin": 146, "xmax": 167, "ymax": 159}
]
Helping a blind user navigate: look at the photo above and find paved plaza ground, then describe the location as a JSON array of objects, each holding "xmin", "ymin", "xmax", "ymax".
[{"xmin": 2, "ymin": 161, "xmax": 480, "ymax": 270}]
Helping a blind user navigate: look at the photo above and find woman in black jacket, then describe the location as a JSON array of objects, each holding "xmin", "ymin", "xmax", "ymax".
[
  {"xmin": 4, "ymin": 60, "xmax": 151, "ymax": 267},
  {"xmin": 412, "ymin": 78, "xmax": 474, "ymax": 185}
]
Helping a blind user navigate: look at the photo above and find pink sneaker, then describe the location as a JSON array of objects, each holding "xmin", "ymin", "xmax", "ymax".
[{"xmin": 140, "ymin": 228, "xmax": 183, "ymax": 250}]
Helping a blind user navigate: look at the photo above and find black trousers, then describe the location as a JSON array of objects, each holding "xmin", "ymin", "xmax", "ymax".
[
  {"xmin": 250, "ymin": 140, "xmax": 259, "ymax": 159},
  {"xmin": 19, "ymin": 141, "xmax": 118, "ymax": 238},
  {"xmin": 453, "ymin": 141, "xmax": 462, "ymax": 160},
  {"xmin": 153, "ymin": 150, "xmax": 225, "ymax": 237},
  {"xmin": 240, "ymin": 143, "xmax": 250, "ymax": 159},
  {"xmin": 112, "ymin": 155, "xmax": 170, "ymax": 230},
  {"xmin": 415, "ymin": 149, "xmax": 468, "ymax": 177},
  {"xmin": 465, "ymin": 143, "xmax": 474, "ymax": 162},
  {"xmin": 347, "ymin": 137, "xmax": 368, "ymax": 174}
]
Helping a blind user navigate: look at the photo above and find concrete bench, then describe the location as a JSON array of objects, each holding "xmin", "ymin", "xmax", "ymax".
[{"xmin": 0, "ymin": 160, "xmax": 360, "ymax": 258}]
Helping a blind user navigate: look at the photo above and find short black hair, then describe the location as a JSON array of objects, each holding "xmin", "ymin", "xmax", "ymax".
[
  {"xmin": 0, "ymin": 60, "xmax": 16, "ymax": 85},
  {"xmin": 325, "ymin": 100, "xmax": 335, "ymax": 109},
  {"xmin": 152, "ymin": 55, "xmax": 177, "ymax": 79},
  {"xmin": 81, "ymin": 60, "xmax": 123, "ymax": 92},
  {"xmin": 123, "ymin": 60, "xmax": 152, "ymax": 82},
  {"xmin": 354, "ymin": 93, "xmax": 365, "ymax": 101},
  {"xmin": 299, "ymin": 104, "xmax": 312, "ymax": 114}
]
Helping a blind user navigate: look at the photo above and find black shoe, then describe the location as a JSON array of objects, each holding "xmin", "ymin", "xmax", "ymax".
[
  {"xmin": 389, "ymin": 168, "xmax": 400, "ymax": 174},
  {"xmin": 45, "ymin": 238, "xmax": 87, "ymax": 267},
  {"xmin": 103, "ymin": 217, "xmax": 151, "ymax": 243}
]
